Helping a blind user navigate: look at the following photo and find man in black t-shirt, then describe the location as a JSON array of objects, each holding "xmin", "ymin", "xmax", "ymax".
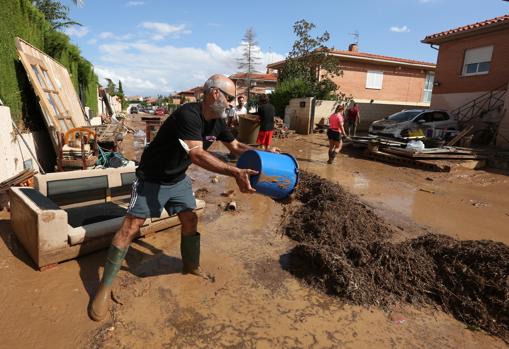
[
  {"xmin": 89, "ymin": 74, "xmax": 258, "ymax": 321},
  {"xmin": 256, "ymin": 94, "xmax": 276, "ymax": 151}
]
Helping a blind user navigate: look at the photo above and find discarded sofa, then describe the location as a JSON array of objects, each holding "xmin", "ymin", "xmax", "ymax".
[{"xmin": 9, "ymin": 167, "xmax": 205, "ymax": 269}]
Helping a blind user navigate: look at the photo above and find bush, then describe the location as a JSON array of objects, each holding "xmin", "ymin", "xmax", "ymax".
[{"xmin": 269, "ymin": 78, "xmax": 313, "ymax": 116}]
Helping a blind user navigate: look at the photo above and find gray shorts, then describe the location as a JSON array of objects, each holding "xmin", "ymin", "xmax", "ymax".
[{"xmin": 126, "ymin": 176, "xmax": 196, "ymax": 218}]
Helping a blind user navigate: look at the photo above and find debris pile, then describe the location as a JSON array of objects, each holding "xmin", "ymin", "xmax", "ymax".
[
  {"xmin": 349, "ymin": 136, "xmax": 491, "ymax": 172},
  {"xmin": 283, "ymin": 171, "xmax": 509, "ymax": 341},
  {"xmin": 273, "ymin": 117, "xmax": 293, "ymax": 139}
]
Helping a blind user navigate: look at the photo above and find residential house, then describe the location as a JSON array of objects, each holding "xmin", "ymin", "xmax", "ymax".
[
  {"xmin": 126, "ymin": 96, "xmax": 144, "ymax": 102},
  {"xmin": 266, "ymin": 44, "xmax": 436, "ymax": 130},
  {"xmin": 144, "ymin": 97, "xmax": 158, "ymax": 105},
  {"xmin": 229, "ymin": 73, "xmax": 278, "ymax": 99},
  {"xmin": 177, "ymin": 86, "xmax": 203, "ymax": 104},
  {"xmin": 422, "ymin": 14, "xmax": 509, "ymax": 148}
]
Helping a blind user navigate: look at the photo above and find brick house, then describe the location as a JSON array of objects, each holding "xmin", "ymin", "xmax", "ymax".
[
  {"xmin": 176, "ymin": 86, "xmax": 203, "ymax": 104},
  {"xmin": 266, "ymin": 44, "xmax": 436, "ymax": 130},
  {"xmin": 229, "ymin": 73, "xmax": 277, "ymax": 99},
  {"xmin": 422, "ymin": 14, "xmax": 509, "ymax": 148}
]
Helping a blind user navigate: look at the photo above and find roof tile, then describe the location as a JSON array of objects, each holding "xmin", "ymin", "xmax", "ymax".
[{"xmin": 423, "ymin": 14, "xmax": 509, "ymax": 43}]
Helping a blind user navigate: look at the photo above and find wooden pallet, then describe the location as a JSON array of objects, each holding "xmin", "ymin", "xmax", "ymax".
[
  {"xmin": 0, "ymin": 169, "xmax": 37, "ymax": 192},
  {"xmin": 382, "ymin": 147, "xmax": 489, "ymax": 160},
  {"xmin": 364, "ymin": 149, "xmax": 451, "ymax": 172}
]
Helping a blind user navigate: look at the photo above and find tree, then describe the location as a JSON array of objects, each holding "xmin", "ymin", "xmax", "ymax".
[
  {"xmin": 117, "ymin": 80, "xmax": 128, "ymax": 109},
  {"xmin": 105, "ymin": 78, "xmax": 116, "ymax": 96},
  {"xmin": 32, "ymin": 0, "xmax": 82, "ymax": 29},
  {"xmin": 237, "ymin": 28, "xmax": 262, "ymax": 103},
  {"xmin": 117, "ymin": 80, "xmax": 124, "ymax": 96},
  {"xmin": 271, "ymin": 19, "xmax": 350, "ymax": 116}
]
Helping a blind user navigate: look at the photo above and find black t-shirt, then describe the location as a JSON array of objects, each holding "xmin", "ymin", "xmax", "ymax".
[
  {"xmin": 258, "ymin": 103, "xmax": 275, "ymax": 131},
  {"xmin": 136, "ymin": 102, "xmax": 235, "ymax": 183}
]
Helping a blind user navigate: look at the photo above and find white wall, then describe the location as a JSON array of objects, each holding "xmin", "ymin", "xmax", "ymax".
[{"xmin": 0, "ymin": 106, "xmax": 42, "ymax": 182}]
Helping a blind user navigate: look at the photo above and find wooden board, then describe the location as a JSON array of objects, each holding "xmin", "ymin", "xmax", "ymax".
[
  {"xmin": 364, "ymin": 149, "xmax": 451, "ymax": 172},
  {"xmin": 383, "ymin": 147, "xmax": 488, "ymax": 160},
  {"xmin": 15, "ymin": 37, "xmax": 89, "ymax": 152}
]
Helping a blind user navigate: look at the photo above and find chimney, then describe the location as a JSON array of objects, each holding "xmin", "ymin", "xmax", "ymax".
[{"xmin": 348, "ymin": 43, "xmax": 358, "ymax": 52}]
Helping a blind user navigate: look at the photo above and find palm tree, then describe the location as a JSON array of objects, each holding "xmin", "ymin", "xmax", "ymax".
[{"xmin": 72, "ymin": 0, "xmax": 84, "ymax": 6}]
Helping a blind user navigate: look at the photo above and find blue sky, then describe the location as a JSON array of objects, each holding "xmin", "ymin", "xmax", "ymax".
[{"xmin": 64, "ymin": 0, "xmax": 509, "ymax": 96}]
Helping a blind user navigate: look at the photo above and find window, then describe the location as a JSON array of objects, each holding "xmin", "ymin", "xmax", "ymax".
[
  {"xmin": 423, "ymin": 72, "xmax": 434, "ymax": 103},
  {"xmin": 366, "ymin": 70, "xmax": 383, "ymax": 89},
  {"xmin": 431, "ymin": 112, "xmax": 449, "ymax": 122},
  {"xmin": 462, "ymin": 46, "xmax": 493, "ymax": 76}
]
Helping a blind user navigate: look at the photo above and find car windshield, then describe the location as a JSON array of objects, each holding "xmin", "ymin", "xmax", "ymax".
[{"xmin": 387, "ymin": 111, "xmax": 422, "ymax": 122}]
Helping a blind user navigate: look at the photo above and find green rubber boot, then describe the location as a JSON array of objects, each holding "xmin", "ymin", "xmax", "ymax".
[
  {"xmin": 181, "ymin": 233, "xmax": 201, "ymax": 274},
  {"xmin": 89, "ymin": 245, "xmax": 128, "ymax": 321},
  {"xmin": 181, "ymin": 233, "xmax": 214, "ymax": 281}
]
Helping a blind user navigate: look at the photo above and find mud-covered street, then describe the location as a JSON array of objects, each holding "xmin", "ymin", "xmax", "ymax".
[{"xmin": 1, "ymin": 133, "xmax": 508, "ymax": 349}]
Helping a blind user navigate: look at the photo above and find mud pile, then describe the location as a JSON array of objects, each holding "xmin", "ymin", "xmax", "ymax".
[{"xmin": 283, "ymin": 172, "xmax": 509, "ymax": 341}]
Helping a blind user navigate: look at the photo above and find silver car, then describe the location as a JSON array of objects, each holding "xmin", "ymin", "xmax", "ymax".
[{"xmin": 368, "ymin": 109, "xmax": 458, "ymax": 139}]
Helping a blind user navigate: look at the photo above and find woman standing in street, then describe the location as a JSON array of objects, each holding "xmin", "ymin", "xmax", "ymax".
[{"xmin": 327, "ymin": 105, "xmax": 347, "ymax": 164}]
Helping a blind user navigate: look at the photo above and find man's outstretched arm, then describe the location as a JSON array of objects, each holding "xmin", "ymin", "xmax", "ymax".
[{"xmin": 183, "ymin": 139, "xmax": 257, "ymax": 193}]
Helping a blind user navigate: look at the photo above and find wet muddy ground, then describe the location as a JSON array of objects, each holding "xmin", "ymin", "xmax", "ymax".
[{"xmin": 0, "ymin": 131, "xmax": 508, "ymax": 348}]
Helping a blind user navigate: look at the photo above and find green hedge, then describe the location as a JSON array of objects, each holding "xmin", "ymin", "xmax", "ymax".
[{"xmin": 0, "ymin": 0, "xmax": 97, "ymax": 129}]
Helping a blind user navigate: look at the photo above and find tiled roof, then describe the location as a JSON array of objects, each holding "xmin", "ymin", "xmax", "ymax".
[
  {"xmin": 329, "ymin": 49, "xmax": 435, "ymax": 67},
  {"xmin": 229, "ymin": 73, "xmax": 277, "ymax": 81},
  {"xmin": 422, "ymin": 14, "xmax": 509, "ymax": 43},
  {"xmin": 267, "ymin": 50, "xmax": 435, "ymax": 69},
  {"xmin": 178, "ymin": 86, "xmax": 202, "ymax": 95}
]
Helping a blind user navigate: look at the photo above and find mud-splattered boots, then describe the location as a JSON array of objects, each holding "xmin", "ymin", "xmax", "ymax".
[{"xmin": 89, "ymin": 245, "xmax": 128, "ymax": 321}]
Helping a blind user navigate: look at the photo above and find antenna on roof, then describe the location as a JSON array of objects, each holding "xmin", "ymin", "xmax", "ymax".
[{"xmin": 348, "ymin": 30, "xmax": 360, "ymax": 45}]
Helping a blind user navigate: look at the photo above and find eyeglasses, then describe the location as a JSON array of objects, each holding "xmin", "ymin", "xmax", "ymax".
[{"xmin": 215, "ymin": 87, "xmax": 235, "ymax": 102}]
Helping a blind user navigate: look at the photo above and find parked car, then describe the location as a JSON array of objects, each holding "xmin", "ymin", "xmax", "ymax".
[
  {"xmin": 368, "ymin": 109, "xmax": 458, "ymax": 139},
  {"xmin": 155, "ymin": 107, "xmax": 165, "ymax": 116},
  {"xmin": 130, "ymin": 106, "xmax": 138, "ymax": 114}
]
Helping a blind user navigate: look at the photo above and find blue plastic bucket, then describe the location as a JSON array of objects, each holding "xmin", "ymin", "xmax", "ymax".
[{"xmin": 237, "ymin": 150, "xmax": 299, "ymax": 200}]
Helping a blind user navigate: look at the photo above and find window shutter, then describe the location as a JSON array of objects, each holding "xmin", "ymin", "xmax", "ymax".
[
  {"xmin": 464, "ymin": 46, "xmax": 493, "ymax": 65},
  {"xmin": 366, "ymin": 70, "xmax": 383, "ymax": 89}
]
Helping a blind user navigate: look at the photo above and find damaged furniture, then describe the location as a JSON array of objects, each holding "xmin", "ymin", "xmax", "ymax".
[{"xmin": 9, "ymin": 167, "xmax": 205, "ymax": 269}]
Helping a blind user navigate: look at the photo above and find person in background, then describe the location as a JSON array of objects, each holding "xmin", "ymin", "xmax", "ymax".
[
  {"xmin": 235, "ymin": 95, "xmax": 247, "ymax": 116},
  {"xmin": 346, "ymin": 103, "xmax": 360, "ymax": 137},
  {"xmin": 227, "ymin": 95, "xmax": 247, "ymax": 129},
  {"xmin": 327, "ymin": 105, "xmax": 347, "ymax": 164},
  {"xmin": 256, "ymin": 94, "xmax": 276, "ymax": 151}
]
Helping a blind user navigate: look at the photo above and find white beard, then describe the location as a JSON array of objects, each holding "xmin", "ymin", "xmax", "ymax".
[{"xmin": 211, "ymin": 99, "xmax": 227, "ymax": 119}]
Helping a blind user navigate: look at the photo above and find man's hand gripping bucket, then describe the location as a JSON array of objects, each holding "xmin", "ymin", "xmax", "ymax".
[{"xmin": 236, "ymin": 150, "xmax": 299, "ymax": 202}]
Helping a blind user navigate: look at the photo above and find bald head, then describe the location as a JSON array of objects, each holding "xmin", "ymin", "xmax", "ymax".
[{"xmin": 203, "ymin": 74, "xmax": 236, "ymax": 97}]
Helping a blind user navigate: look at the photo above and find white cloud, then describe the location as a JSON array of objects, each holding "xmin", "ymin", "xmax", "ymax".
[
  {"xmin": 139, "ymin": 22, "xmax": 191, "ymax": 40},
  {"xmin": 87, "ymin": 38, "xmax": 98, "ymax": 45},
  {"xmin": 126, "ymin": 1, "xmax": 144, "ymax": 6},
  {"xmin": 97, "ymin": 32, "xmax": 132, "ymax": 40},
  {"xmin": 64, "ymin": 26, "xmax": 90, "ymax": 38},
  {"xmin": 94, "ymin": 41, "xmax": 284, "ymax": 96},
  {"xmin": 390, "ymin": 25, "xmax": 410, "ymax": 33}
]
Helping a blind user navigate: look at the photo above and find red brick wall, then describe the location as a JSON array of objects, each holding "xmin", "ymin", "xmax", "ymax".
[
  {"xmin": 433, "ymin": 27, "xmax": 509, "ymax": 94},
  {"xmin": 328, "ymin": 61, "xmax": 431, "ymax": 103}
]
